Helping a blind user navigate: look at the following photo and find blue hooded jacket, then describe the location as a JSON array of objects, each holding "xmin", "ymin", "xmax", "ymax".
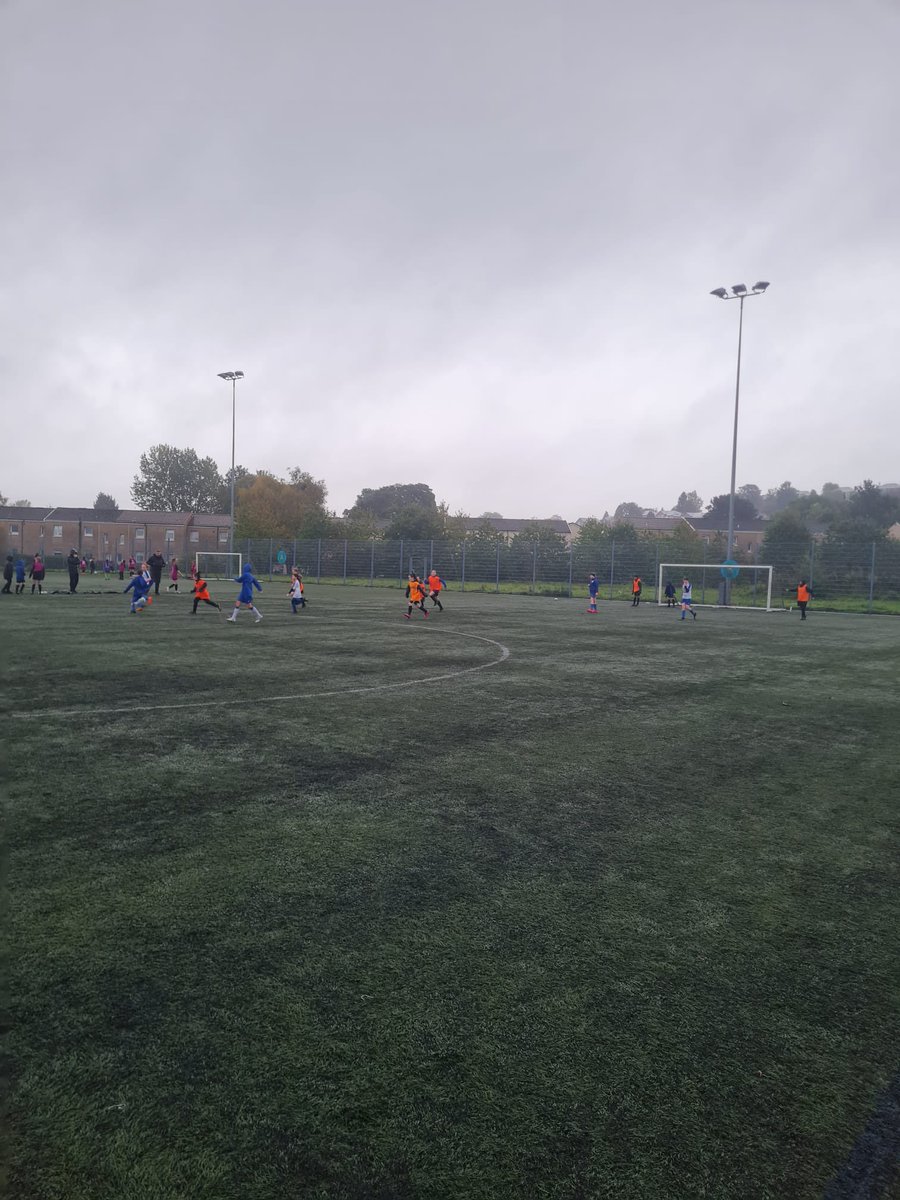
[
  {"xmin": 15, "ymin": 559, "xmax": 26, "ymax": 581},
  {"xmin": 234, "ymin": 564, "xmax": 262, "ymax": 605},
  {"xmin": 124, "ymin": 573, "xmax": 151, "ymax": 599}
]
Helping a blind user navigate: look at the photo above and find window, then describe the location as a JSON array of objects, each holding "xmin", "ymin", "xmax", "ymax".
[
  {"xmin": 84, "ymin": 525, "xmax": 93, "ymax": 537},
  {"xmin": 189, "ymin": 531, "xmax": 200, "ymax": 543},
  {"xmin": 119, "ymin": 533, "xmax": 125, "ymax": 544},
  {"xmin": 165, "ymin": 529, "xmax": 175, "ymax": 540},
  {"xmin": 135, "ymin": 527, "xmax": 145, "ymax": 540},
  {"xmin": 53, "ymin": 525, "xmax": 63, "ymax": 538},
  {"xmin": 219, "ymin": 530, "xmax": 229, "ymax": 543},
  {"xmin": 9, "ymin": 524, "xmax": 19, "ymax": 536}
]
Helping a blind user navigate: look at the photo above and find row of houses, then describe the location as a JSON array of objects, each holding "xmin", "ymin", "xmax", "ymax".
[
  {"xmin": 0, "ymin": 507, "xmax": 233, "ymax": 563},
  {"xmin": 3, "ymin": 506, "xmax": 861, "ymax": 564}
]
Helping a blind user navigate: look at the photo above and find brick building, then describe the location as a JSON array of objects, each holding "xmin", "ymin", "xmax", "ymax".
[{"xmin": 1, "ymin": 507, "xmax": 232, "ymax": 566}]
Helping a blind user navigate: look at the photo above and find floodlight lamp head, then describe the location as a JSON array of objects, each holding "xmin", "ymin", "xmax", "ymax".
[
  {"xmin": 731, "ymin": 283, "xmax": 747, "ymax": 295},
  {"xmin": 710, "ymin": 287, "xmax": 729, "ymax": 299},
  {"xmin": 217, "ymin": 371, "xmax": 233, "ymax": 380},
  {"xmin": 234, "ymin": 371, "xmax": 244, "ymax": 379},
  {"xmin": 752, "ymin": 281, "xmax": 770, "ymax": 292}
]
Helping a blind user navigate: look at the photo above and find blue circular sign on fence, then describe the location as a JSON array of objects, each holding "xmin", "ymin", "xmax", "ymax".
[
  {"xmin": 276, "ymin": 550, "xmax": 287, "ymax": 564},
  {"xmin": 720, "ymin": 558, "xmax": 740, "ymax": 580}
]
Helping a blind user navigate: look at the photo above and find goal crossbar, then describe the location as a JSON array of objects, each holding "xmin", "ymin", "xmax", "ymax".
[{"xmin": 658, "ymin": 562, "xmax": 774, "ymax": 611}]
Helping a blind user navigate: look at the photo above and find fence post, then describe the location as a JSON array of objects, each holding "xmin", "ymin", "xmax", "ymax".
[
  {"xmin": 429, "ymin": 538, "xmax": 434, "ymax": 575},
  {"xmin": 269, "ymin": 538, "xmax": 273, "ymax": 577},
  {"xmin": 808, "ymin": 538, "xmax": 815, "ymax": 592},
  {"xmin": 292, "ymin": 538, "xmax": 297, "ymax": 570},
  {"xmin": 316, "ymin": 538, "xmax": 321, "ymax": 583},
  {"xmin": 496, "ymin": 540, "xmax": 501, "ymax": 592},
  {"xmin": 568, "ymin": 544, "xmax": 573, "ymax": 598},
  {"xmin": 342, "ymin": 539, "xmax": 348, "ymax": 584},
  {"xmin": 399, "ymin": 540, "xmax": 404, "ymax": 584},
  {"xmin": 461, "ymin": 540, "xmax": 466, "ymax": 592},
  {"xmin": 609, "ymin": 539, "xmax": 615, "ymax": 600},
  {"xmin": 370, "ymin": 538, "xmax": 375, "ymax": 587},
  {"xmin": 868, "ymin": 541, "xmax": 876, "ymax": 613},
  {"xmin": 654, "ymin": 542, "xmax": 659, "ymax": 603},
  {"xmin": 531, "ymin": 543, "xmax": 537, "ymax": 594}
]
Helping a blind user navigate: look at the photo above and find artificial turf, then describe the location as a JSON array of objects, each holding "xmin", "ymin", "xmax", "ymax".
[{"xmin": 2, "ymin": 582, "xmax": 898, "ymax": 1199}]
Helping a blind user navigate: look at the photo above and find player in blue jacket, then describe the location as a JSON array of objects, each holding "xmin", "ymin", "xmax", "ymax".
[
  {"xmin": 587, "ymin": 573, "xmax": 600, "ymax": 613},
  {"xmin": 124, "ymin": 569, "xmax": 152, "ymax": 614},
  {"xmin": 14, "ymin": 558, "xmax": 27, "ymax": 594},
  {"xmin": 227, "ymin": 563, "xmax": 263, "ymax": 623}
]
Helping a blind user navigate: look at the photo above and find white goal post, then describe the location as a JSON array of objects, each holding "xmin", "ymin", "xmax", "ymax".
[
  {"xmin": 195, "ymin": 551, "xmax": 242, "ymax": 580},
  {"xmin": 657, "ymin": 563, "xmax": 775, "ymax": 612}
]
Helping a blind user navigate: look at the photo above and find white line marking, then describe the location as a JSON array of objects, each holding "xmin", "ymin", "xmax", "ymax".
[{"xmin": 10, "ymin": 628, "xmax": 511, "ymax": 720}]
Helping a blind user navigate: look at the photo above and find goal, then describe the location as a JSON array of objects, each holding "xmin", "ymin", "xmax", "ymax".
[
  {"xmin": 195, "ymin": 551, "xmax": 242, "ymax": 580},
  {"xmin": 657, "ymin": 562, "xmax": 775, "ymax": 611}
]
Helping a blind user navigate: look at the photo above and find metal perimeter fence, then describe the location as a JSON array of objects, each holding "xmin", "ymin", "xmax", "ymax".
[
  {"xmin": 11, "ymin": 537, "xmax": 898, "ymax": 613},
  {"xmin": 203, "ymin": 536, "xmax": 899, "ymax": 614}
]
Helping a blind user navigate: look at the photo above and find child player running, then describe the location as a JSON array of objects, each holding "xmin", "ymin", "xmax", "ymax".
[
  {"xmin": 191, "ymin": 572, "xmax": 221, "ymax": 615},
  {"xmin": 124, "ymin": 565, "xmax": 152, "ymax": 614},
  {"xmin": 227, "ymin": 562, "xmax": 263, "ymax": 623},
  {"xmin": 426, "ymin": 568, "xmax": 446, "ymax": 611},
  {"xmin": 680, "ymin": 577, "xmax": 698, "ymax": 620},
  {"xmin": 287, "ymin": 568, "xmax": 306, "ymax": 613},
  {"xmin": 404, "ymin": 573, "xmax": 429, "ymax": 620}
]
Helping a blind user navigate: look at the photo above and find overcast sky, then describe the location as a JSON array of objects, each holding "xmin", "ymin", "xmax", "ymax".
[{"xmin": 2, "ymin": 0, "xmax": 898, "ymax": 519}]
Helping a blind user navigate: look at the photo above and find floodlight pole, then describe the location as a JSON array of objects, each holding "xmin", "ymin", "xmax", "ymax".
[
  {"xmin": 726, "ymin": 294, "xmax": 745, "ymax": 568},
  {"xmin": 710, "ymin": 283, "xmax": 769, "ymax": 603},
  {"xmin": 217, "ymin": 371, "xmax": 244, "ymax": 555}
]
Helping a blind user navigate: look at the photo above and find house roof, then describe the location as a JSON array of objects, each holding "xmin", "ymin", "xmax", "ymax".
[
  {"xmin": 689, "ymin": 515, "xmax": 768, "ymax": 533},
  {"xmin": 463, "ymin": 517, "xmax": 571, "ymax": 535},
  {"xmin": 190, "ymin": 513, "xmax": 233, "ymax": 527},
  {"xmin": 0, "ymin": 506, "xmax": 52, "ymax": 520}
]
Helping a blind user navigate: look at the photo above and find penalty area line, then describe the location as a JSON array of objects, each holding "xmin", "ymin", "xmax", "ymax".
[{"xmin": 10, "ymin": 629, "xmax": 511, "ymax": 721}]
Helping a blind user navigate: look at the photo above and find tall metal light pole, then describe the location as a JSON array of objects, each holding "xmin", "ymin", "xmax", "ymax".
[
  {"xmin": 709, "ymin": 282, "xmax": 770, "ymax": 600},
  {"xmin": 217, "ymin": 371, "xmax": 244, "ymax": 554}
]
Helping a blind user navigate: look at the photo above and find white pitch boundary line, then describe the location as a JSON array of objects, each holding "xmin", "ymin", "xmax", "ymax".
[{"xmin": 10, "ymin": 628, "xmax": 511, "ymax": 721}]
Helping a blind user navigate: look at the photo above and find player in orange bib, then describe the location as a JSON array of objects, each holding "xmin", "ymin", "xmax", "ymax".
[
  {"xmin": 191, "ymin": 575, "xmax": 221, "ymax": 614},
  {"xmin": 405, "ymin": 574, "xmax": 429, "ymax": 619},
  {"xmin": 426, "ymin": 569, "xmax": 446, "ymax": 611}
]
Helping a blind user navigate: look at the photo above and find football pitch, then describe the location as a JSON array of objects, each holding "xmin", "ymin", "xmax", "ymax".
[{"xmin": 3, "ymin": 582, "xmax": 899, "ymax": 1200}]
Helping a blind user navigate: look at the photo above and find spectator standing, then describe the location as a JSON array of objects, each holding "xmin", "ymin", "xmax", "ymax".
[
  {"xmin": 147, "ymin": 550, "xmax": 166, "ymax": 595},
  {"xmin": 167, "ymin": 559, "xmax": 180, "ymax": 592},
  {"xmin": 67, "ymin": 550, "xmax": 80, "ymax": 593},
  {"xmin": 2, "ymin": 556, "xmax": 12, "ymax": 593},
  {"xmin": 14, "ymin": 558, "xmax": 26, "ymax": 593}
]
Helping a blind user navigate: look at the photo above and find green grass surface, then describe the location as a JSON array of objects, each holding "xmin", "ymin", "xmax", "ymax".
[{"xmin": 2, "ymin": 583, "xmax": 899, "ymax": 1199}]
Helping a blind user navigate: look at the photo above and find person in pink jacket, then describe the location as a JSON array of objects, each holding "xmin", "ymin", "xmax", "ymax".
[{"xmin": 166, "ymin": 558, "xmax": 180, "ymax": 592}]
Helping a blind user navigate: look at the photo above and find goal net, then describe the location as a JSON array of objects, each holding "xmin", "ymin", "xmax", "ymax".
[
  {"xmin": 195, "ymin": 551, "xmax": 242, "ymax": 580},
  {"xmin": 657, "ymin": 563, "xmax": 775, "ymax": 611}
]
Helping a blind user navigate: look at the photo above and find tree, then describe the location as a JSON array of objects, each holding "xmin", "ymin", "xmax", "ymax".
[
  {"xmin": 348, "ymin": 483, "xmax": 437, "ymax": 520},
  {"xmin": 761, "ymin": 481, "xmax": 800, "ymax": 515},
  {"xmin": 93, "ymin": 492, "xmax": 119, "ymax": 512},
  {"xmin": 574, "ymin": 518, "xmax": 609, "ymax": 545},
  {"xmin": 234, "ymin": 470, "xmax": 329, "ymax": 539},
  {"xmin": 383, "ymin": 504, "xmax": 444, "ymax": 541},
  {"xmin": 479, "ymin": 511, "xmax": 503, "ymax": 520},
  {"xmin": 738, "ymin": 483, "xmax": 762, "ymax": 511},
  {"xmin": 131, "ymin": 444, "xmax": 225, "ymax": 512},
  {"xmin": 614, "ymin": 501, "xmax": 644, "ymax": 520},
  {"xmin": 674, "ymin": 490, "xmax": 702, "ymax": 513},
  {"xmin": 847, "ymin": 480, "xmax": 900, "ymax": 530},
  {"xmin": 705, "ymin": 494, "xmax": 761, "ymax": 524}
]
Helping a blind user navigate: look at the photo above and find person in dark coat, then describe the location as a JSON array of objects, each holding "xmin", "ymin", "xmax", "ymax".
[
  {"xmin": 146, "ymin": 550, "xmax": 166, "ymax": 595},
  {"xmin": 67, "ymin": 549, "xmax": 80, "ymax": 593},
  {"xmin": 1, "ymin": 556, "xmax": 12, "ymax": 594}
]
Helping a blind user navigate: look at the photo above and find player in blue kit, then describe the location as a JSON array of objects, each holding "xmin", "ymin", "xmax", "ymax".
[
  {"xmin": 587, "ymin": 573, "xmax": 600, "ymax": 614},
  {"xmin": 124, "ymin": 569, "xmax": 152, "ymax": 614},
  {"xmin": 227, "ymin": 563, "xmax": 263, "ymax": 623}
]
